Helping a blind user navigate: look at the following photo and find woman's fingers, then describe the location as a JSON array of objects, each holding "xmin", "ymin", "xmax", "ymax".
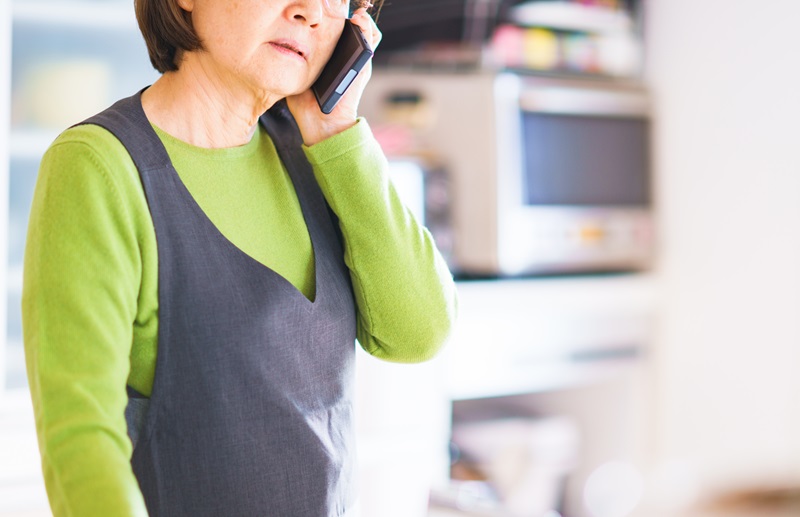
[{"xmin": 350, "ymin": 7, "xmax": 382, "ymax": 50}]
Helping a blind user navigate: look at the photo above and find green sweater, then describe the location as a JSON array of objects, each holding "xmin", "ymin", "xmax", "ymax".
[{"xmin": 22, "ymin": 117, "xmax": 457, "ymax": 516}]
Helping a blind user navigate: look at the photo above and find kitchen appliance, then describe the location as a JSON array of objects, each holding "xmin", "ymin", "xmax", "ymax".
[{"xmin": 360, "ymin": 70, "xmax": 653, "ymax": 276}]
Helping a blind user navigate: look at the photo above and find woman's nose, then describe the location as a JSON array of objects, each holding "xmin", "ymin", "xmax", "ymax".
[{"xmin": 287, "ymin": 0, "xmax": 324, "ymax": 27}]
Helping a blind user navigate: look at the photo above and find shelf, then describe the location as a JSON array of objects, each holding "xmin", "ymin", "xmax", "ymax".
[
  {"xmin": 12, "ymin": 1, "xmax": 138, "ymax": 30},
  {"xmin": 9, "ymin": 129, "xmax": 59, "ymax": 161},
  {"xmin": 509, "ymin": 2, "xmax": 633, "ymax": 34},
  {"xmin": 446, "ymin": 354, "xmax": 640, "ymax": 401},
  {"xmin": 446, "ymin": 274, "xmax": 658, "ymax": 400},
  {"xmin": 7, "ymin": 266, "xmax": 22, "ymax": 297}
]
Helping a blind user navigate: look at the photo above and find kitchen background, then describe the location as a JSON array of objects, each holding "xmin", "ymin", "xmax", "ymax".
[{"xmin": 2, "ymin": 1, "xmax": 800, "ymax": 516}]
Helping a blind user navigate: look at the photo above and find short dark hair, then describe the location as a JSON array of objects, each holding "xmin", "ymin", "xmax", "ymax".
[
  {"xmin": 135, "ymin": 0, "xmax": 383, "ymax": 74},
  {"xmin": 135, "ymin": 0, "xmax": 203, "ymax": 73}
]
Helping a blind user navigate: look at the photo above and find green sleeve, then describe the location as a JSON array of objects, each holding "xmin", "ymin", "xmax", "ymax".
[
  {"xmin": 22, "ymin": 132, "xmax": 149, "ymax": 516},
  {"xmin": 303, "ymin": 119, "xmax": 458, "ymax": 363}
]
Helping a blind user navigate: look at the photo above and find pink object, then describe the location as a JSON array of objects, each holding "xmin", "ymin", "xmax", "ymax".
[{"xmin": 491, "ymin": 24, "xmax": 525, "ymax": 68}]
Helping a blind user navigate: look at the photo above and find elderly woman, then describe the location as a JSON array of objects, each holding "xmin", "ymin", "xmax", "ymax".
[{"xmin": 22, "ymin": 0, "xmax": 457, "ymax": 515}]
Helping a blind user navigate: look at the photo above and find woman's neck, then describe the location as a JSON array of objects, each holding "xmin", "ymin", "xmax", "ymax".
[{"xmin": 141, "ymin": 56, "xmax": 280, "ymax": 149}]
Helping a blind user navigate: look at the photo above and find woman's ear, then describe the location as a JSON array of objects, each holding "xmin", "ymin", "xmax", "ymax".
[{"xmin": 177, "ymin": 0, "xmax": 193, "ymax": 13}]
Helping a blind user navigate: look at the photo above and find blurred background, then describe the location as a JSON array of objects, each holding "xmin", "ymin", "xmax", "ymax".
[{"xmin": 2, "ymin": 0, "xmax": 800, "ymax": 516}]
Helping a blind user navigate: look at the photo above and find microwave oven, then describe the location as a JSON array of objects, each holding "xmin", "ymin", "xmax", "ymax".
[{"xmin": 360, "ymin": 70, "xmax": 653, "ymax": 276}]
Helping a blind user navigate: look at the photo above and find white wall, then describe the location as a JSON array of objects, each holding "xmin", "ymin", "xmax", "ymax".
[
  {"xmin": 0, "ymin": 0, "xmax": 10, "ymax": 394},
  {"xmin": 645, "ymin": 0, "xmax": 800, "ymax": 505}
]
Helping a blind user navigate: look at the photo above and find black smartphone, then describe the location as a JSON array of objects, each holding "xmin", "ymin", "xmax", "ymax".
[{"xmin": 312, "ymin": 19, "xmax": 373, "ymax": 115}]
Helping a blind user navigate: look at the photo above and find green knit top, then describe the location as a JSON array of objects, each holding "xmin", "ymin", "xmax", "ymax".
[{"xmin": 22, "ymin": 116, "xmax": 457, "ymax": 516}]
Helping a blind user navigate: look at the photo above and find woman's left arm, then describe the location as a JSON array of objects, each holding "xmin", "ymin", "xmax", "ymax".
[{"xmin": 303, "ymin": 120, "xmax": 458, "ymax": 363}]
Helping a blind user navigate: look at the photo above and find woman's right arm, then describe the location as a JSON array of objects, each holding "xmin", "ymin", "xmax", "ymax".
[{"xmin": 23, "ymin": 129, "xmax": 149, "ymax": 516}]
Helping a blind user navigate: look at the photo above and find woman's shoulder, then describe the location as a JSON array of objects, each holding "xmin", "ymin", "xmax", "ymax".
[
  {"xmin": 43, "ymin": 122, "xmax": 143, "ymax": 191},
  {"xmin": 38, "ymin": 122, "xmax": 151, "ymax": 223},
  {"xmin": 47, "ymin": 123, "xmax": 131, "ymax": 166}
]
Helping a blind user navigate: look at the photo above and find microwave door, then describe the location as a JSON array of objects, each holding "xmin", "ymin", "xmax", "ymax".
[
  {"xmin": 521, "ymin": 112, "xmax": 651, "ymax": 207},
  {"xmin": 498, "ymin": 89, "xmax": 653, "ymax": 275}
]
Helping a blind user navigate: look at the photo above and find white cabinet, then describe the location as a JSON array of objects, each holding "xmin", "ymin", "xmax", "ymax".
[
  {"xmin": 1, "ymin": 2, "xmax": 157, "ymax": 513},
  {"xmin": 354, "ymin": 274, "xmax": 659, "ymax": 517},
  {"xmin": 436, "ymin": 275, "xmax": 657, "ymax": 517},
  {"xmin": 446, "ymin": 275, "xmax": 657, "ymax": 401},
  {"xmin": 4, "ymin": 0, "xmax": 159, "ymax": 393}
]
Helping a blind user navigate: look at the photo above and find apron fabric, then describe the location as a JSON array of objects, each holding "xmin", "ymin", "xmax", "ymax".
[{"xmin": 80, "ymin": 92, "xmax": 358, "ymax": 517}]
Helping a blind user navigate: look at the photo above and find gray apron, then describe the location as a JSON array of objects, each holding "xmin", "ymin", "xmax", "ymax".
[{"xmin": 81, "ymin": 92, "xmax": 358, "ymax": 516}]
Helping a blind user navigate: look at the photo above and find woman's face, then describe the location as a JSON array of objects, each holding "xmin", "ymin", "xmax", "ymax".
[{"xmin": 177, "ymin": 0, "xmax": 348, "ymax": 99}]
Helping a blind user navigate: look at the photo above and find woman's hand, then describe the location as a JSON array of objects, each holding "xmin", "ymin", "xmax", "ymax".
[{"xmin": 286, "ymin": 7, "xmax": 382, "ymax": 146}]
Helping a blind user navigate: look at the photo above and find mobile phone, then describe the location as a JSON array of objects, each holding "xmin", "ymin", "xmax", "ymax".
[{"xmin": 312, "ymin": 19, "xmax": 373, "ymax": 115}]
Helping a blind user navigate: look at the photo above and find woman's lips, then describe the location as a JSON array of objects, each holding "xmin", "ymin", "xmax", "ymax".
[{"xmin": 269, "ymin": 39, "xmax": 308, "ymax": 61}]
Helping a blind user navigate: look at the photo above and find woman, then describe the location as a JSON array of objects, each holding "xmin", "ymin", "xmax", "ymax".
[{"xmin": 22, "ymin": 0, "xmax": 457, "ymax": 515}]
